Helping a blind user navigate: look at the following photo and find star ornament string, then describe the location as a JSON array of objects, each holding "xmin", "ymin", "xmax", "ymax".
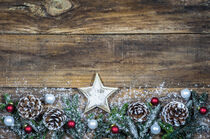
[{"xmin": 78, "ymin": 73, "xmax": 119, "ymax": 113}]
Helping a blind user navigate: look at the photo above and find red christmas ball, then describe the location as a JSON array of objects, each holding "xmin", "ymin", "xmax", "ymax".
[
  {"xmin": 151, "ymin": 97, "xmax": 159, "ymax": 106},
  {"xmin": 24, "ymin": 125, "xmax": 33, "ymax": 133},
  {"xmin": 6, "ymin": 104, "xmax": 15, "ymax": 113},
  {"xmin": 67, "ymin": 120, "xmax": 76, "ymax": 128},
  {"xmin": 111, "ymin": 125, "xmax": 119, "ymax": 134},
  {"xmin": 199, "ymin": 107, "xmax": 208, "ymax": 115}
]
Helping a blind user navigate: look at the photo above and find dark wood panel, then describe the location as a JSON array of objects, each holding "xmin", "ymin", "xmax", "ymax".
[
  {"xmin": 0, "ymin": 34, "xmax": 209, "ymax": 88},
  {"xmin": 0, "ymin": 0, "xmax": 209, "ymax": 34}
]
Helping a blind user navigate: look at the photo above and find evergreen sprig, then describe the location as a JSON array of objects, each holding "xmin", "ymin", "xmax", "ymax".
[
  {"xmin": 0, "ymin": 91, "xmax": 209, "ymax": 139},
  {"xmin": 63, "ymin": 94, "xmax": 86, "ymax": 139}
]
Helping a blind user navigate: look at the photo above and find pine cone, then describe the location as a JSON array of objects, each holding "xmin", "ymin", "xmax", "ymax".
[
  {"xmin": 43, "ymin": 108, "xmax": 66, "ymax": 130},
  {"xmin": 128, "ymin": 102, "xmax": 150, "ymax": 122},
  {"xmin": 17, "ymin": 95, "xmax": 43, "ymax": 119},
  {"xmin": 161, "ymin": 101, "xmax": 189, "ymax": 126}
]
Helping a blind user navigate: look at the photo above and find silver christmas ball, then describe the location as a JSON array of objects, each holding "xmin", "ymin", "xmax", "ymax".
[
  {"xmin": 181, "ymin": 88, "xmax": 191, "ymax": 100},
  {"xmin": 88, "ymin": 119, "xmax": 98, "ymax": 130},
  {"xmin": 45, "ymin": 94, "xmax": 55, "ymax": 104},
  {"xmin": 150, "ymin": 122, "xmax": 161, "ymax": 135},
  {"xmin": 4, "ymin": 116, "xmax": 14, "ymax": 126}
]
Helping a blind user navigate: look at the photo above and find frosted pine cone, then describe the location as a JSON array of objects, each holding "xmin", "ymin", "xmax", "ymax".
[
  {"xmin": 17, "ymin": 95, "xmax": 43, "ymax": 119},
  {"xmin": 161, "ymin": 101, "xmax": 189, "ymax": 126},
  {"xmin": 128, "ymin": 102, "xmax": 150, "ymax": 122},
  {"xmin": 43, "ymin": 108, "xmax": 66, "ymax": 130}
]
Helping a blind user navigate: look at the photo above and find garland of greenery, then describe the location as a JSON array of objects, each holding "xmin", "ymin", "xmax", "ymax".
[{"xmin": 0, "ymin": 91, "xmax": 209, "ymax": 139}]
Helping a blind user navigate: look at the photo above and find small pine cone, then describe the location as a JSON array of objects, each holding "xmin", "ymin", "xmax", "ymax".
[
  {"xmin": 17, "ymin": 95, "xmax": 43, "ymax": 119},
  {"xmin": 43, "ymin": 108, "xmax": 67, "ymax": 130},
  {"xmin": 161, "ymin": 101, "xmax": 189, "ymax": 126},
  {"xmin": 128, "ymin": 102, "xmax": 150, "ymax": 122}
]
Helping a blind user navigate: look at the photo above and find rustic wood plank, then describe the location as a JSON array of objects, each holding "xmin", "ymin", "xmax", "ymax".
[
  {"xmin": 0, "ymin": 87, "xmax": 209, "ymax": 139},
  {"xmin": 0, "ymin": 34, "xmax": 209, "ymax": 88},
  {"xmin": 0, "ymin": 0, "xmax": 209, "ymax": 34}
]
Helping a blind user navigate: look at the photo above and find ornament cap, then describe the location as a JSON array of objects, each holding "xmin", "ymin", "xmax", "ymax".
[{"xmin": 8, "ymin": 102, "xmax": 13, "ymax": 105}]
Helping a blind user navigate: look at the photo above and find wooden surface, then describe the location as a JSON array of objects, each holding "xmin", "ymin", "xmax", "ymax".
[
  {"xmin": 0, "ymin": 0, "xmax": 209, "ymax": 138},
  {"xmin": 0, "ymin": 0, "xmax": 209, "ymax": 34},
  {"xmin": 0, "ymin": 34, "xmax": 209, "ymax": 88}
]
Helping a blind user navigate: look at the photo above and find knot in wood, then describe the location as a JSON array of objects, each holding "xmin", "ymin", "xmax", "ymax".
[{"xmin": 45, "ymin": 0, "xmax": 72, "ymax": 16}]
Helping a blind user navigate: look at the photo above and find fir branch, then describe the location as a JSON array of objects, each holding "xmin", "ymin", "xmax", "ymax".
[
  {"xmin": 139, "ymin": 104, "xmax": 161, "ymax": 138},
  {"xmin": 51, "ymin": 131, "xmax": 64, "ymax": 139},
  {"xmin": 0, "ymin": 103, "xmax": 6, "ymax": 110},
  {"xmin": 4, "ymin": 94, "xmax": 12, "ymax": 104},
  {"xmin": 159, "ymin": 121, "xmax": 174, "ymax": 139},
  {"xmin": 63, "ymin": 94, "xmax": 86, "ymax": 139},
  {"xmin": 199, "ymin": 92, "xmax": 208, "ymax": 104},
  {"xmin": 94, "ymin": 103, "xmax": 131, "ymax": 139},
  {"xmin": 126, "ymin": 116, "xmax": 139, "ymax": 139},
  {"xmin": 120, "ymin": 103, "xmax": 128, "ymax": 115}
]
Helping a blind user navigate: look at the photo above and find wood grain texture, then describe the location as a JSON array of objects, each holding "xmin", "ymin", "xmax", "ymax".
[
  {"xmin": 0, "ymin": 34, "xmax": 209, "ymax": 88},
  {"xmin": 0, "ymin": 0, "xmax": 209, "ymax": 34}
]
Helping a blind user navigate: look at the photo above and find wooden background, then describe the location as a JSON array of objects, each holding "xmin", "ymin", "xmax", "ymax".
[{"xmin": 0, "ymin": 0, "xmax": 209, "ymax": 138}]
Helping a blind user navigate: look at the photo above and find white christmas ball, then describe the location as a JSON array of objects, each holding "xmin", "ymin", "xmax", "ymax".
[
  {"xmin": 45, "ymin": 94, "xmax": 55, "ymax": 104},
  {"xmin": 4, "ymin": 116, "xmax": 14, "ymax": 126},
  {"xmin": 88, "ymin": 119, "xmax": 98, "ymax": 130},
  {"xmin": 181, "ymin": 88, "xmax": 191, "ymax": 100},
  {"xmin": 150, "ymin": 122, "xmax": 161, "ymax": 135}
]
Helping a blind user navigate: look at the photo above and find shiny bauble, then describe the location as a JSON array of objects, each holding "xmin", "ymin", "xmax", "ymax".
[
  {"xmin": 181, "ymin": 88, "xmax": 191, "ymax": 100},
  {"xmin": 151, "ymin": 97, "xmax": 159, "ymax": 106},
  {"xmin": 150, "ymin": 122, "xmax": 161, "ymax": 135},
  {"xmin": 88, "ymin": 119, "xmax": 98, "ymax": 130},
  {"xmin": 6, "ymin": 104, "xmax": 15, "ymax": 113},
  {"xmin": 67, "ymin": 120, "xmax": 76, "ymax": 128},
  {"xmin": 4, "ymin": 116, "xmax": 14, "ymax": 126},
  {"xmin": 24, "ymin": 125, "xmax": 33, "ymax": 133},
  {"xmin": 44, "ymin": 94, "xmax": 55, "ymax": 104},
  {"xmin": 111, "ymin": 125, "xmax": 119, "ymax": 134},
  {"xmin": 199, "ymin": 107, "xmax": 208, "ymax": 115}
]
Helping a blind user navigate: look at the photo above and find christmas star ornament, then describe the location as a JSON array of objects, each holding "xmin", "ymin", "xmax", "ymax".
[{"xmin": 79, "ymin": 73, "xmax": 118, "ymax": 113}]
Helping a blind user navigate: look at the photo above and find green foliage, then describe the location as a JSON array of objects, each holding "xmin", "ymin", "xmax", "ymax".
[
  {"xmin": 138, "ymin": 104, "xmax": 161, "ymax": 138},
  {"xmin": 0, "ymin": 103, "xmax": 6, "ymax": 110},
  {"xmin": 93, "ymin": 103, "xmax": 140, "ymax": 139},
  {"xmin": 63, "ymin": 94, "xmax": 86, "ymax": 139},
  {"xmin": 8, "ymin": 111, "xmax": 48, "ymax": 139},
  {"xmin": 159, "ymin": 121, "xmax": 174, "ymax": 139},
  {"xmin": 4, "ymin": 94, "xmax": 13, "ymax": 104},
  {"xmin": 0, "ymin": 91, "xmax": 209, "ymax": 139}
]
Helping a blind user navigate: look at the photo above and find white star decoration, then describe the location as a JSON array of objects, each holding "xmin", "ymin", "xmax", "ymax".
[{"xmin": 78, "ymin": 73, "xmax": 118, "ymax": 113}]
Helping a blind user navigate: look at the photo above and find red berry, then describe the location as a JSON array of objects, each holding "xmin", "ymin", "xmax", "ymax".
[
  {"xmin": 111, "ymin": 125, "xmax": 119, "ymax": 134},
  {"xmin": 24, "ymin": 125, "xmax": 33, "ymax": 133},
  {"xmin": 151, "ymin": 97, "xmax": 159, "ymax": 106},
  {"xmin": 6, "ymin": 104, "xmax": 15, "ymax": 113},
  {"xmin": 67, "ymin": 120, "xmax": 76, "ymax": 128},
  {"xmin": 199, "ymin": 107, "xmax": 208, "ymax": 115}
]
